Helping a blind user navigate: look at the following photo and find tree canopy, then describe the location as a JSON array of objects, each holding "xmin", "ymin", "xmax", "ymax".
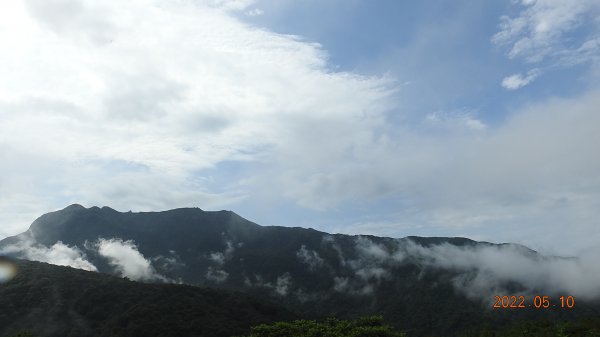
[{"xmin": 241, "ymin": 316, "xmax": 406, "ymax": 337}]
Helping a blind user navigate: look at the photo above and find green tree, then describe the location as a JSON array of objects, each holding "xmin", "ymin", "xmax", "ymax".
[{"xmin": 241, "ymin": 315, "xmax": 406, "ymax": 337}]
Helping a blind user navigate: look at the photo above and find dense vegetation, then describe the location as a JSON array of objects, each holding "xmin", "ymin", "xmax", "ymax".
[
  {"xmin": 240, "ymin": 316, "xmax": 406, "ymax": 337},
  {"xmin": 0, "ymin": 259, "xmax": 295, "ymax": 337},
  {"xmin": 459, "ymin": 317, "xmax": 600, "ymax": 337},
  {"xmin": 241, "ymin": 316, "xmax": 600, "ymax": 337},
  {"xmin": 9, "ymin": 316, "xmax": 600, "ymax": 337},
  {"xmin": 2, "ymin": 257, "xmax": 600, "ymax": 337}
]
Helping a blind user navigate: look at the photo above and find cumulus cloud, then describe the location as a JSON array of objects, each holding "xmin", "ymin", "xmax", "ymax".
[
  {"xmin": 501, "ymin": 69, "xmax": 541, "ymax": 90},
  {"xmin": 0, "ymin": 240, "xmax": 97, "ymax": 271},
  {"xmin": 95, "ymin": 238, "xmax": 165, "ymax": 281}
]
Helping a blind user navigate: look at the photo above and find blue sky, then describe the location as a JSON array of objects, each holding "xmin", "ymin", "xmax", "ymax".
[
  {"xmin": 243, "ymin": 0, "xmax": 595, "ymax": 122},
  {"xmin": 0, "ymin": 0, "xmax": 599, "ymax": 256}
]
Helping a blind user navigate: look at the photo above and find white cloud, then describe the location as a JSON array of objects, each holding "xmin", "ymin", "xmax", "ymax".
[
  {"xmin": 274, "ymin": 273, "xmax": 292, "ymax": 296},
  {"xmin": 209, "ymin": 252, "xmax": 226, "ymax": 265},
  {"xmin": 285, "ymin": 89, "xmax": 600, "ymax": 255},
  {"xmin": 296, "ymin": 245, "xmax": 324, "ymax": 270},
  {"xmin": 0, "ymin": 194, "xmax": 56, "ymax": 239},
  {"xmin": 206, "ymin": 266, "xmax": 229, "ymax": 282},
  {"xmin": 0, "ymin": 240, "xmax": 97, "ymax": 271},
  {"xmin": 151, "ymin": 254, "xmax": 185, "ymax": 273},
  {"xmin": 492, "ymin": 0, "xmax": 600, "ymax": 63},
  {"xmin": 246, "ymin": 8, "xmax": 264, "ymax": 16},
  {"xmin": 205, "ymin": 239, "xmax": 235, "ymax": 281},
  {"xmin": 0, "ymin": 0, "xmax": 599, "ymax": 262},
  {"xmin": 353, "ymin": 236, "xmax": 390, "ymax": 261},
  {"xmin": 207, "ymin": 0, "xmax": 255, "ymax": 11},
  {"xmin": 333, "ymin": 276, "xmax": 350, "ymax": 292},
  {"xmin": 425, "ymin": 110, "xmax": 487, "ymax": 131},
  {"xmin": 326, "ymin": 237, "xmax": 398, "ymax": 295},
  {"xmin": 0, "ymin": 0, "xmax": 393, "ymax": 230},
  {"xmin": 404, "ymin": 240, "xmax": 600, "ymax": 301},
  {"xmin": 96, "ymin": 238, "xmax": 165, "ymax": 281},
  {"xmin": 207, "ymin": 239, "xmax": 235, "ymax": 263},
  {"xmin": 493, "ymin": 0, "xmax": 600, "ymax": 89},
  {"xmin": 501, "ymin": 69, "xmax": 541, "ymax": 90},
  {"xmin": 244, "ymin": 273, "xmax": 293, "ymax": 296},
  {"xmin": 331, "ymin": 237, "xmax": 600, "ymax": 300}
]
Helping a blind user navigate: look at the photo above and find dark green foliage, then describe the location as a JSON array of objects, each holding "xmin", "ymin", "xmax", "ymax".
[
  {"xmin": 0, "ymin": 259, "xmax": 295, "ymax": 337},
  {"xmin": 241, "ymin": 316, "xmax": 406, "ymax": 337},
  {"xmin": 460, "ymin": 317, "xmax": 600, "ymax": 337}
]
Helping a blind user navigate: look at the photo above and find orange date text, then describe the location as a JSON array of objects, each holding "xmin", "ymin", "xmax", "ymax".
[{"xmin": 492, "ymin": 295, "xmax": 575, "ymax": 309}]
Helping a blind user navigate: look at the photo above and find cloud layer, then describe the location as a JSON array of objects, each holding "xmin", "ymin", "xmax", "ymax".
[
  {"xmin": 0, "ymin": 0, "xmax": 392, "ymax": 238},
  {"xmin": 330, "ymin": 236, "xmax": 600, "ymax": 301},
  {"xmin": 404, "ymin": 241, "xmax": 600, "ymax": 301},
  {"xmin": 0, "ymin": 0, "xmax": 598, "ymax": 259}
]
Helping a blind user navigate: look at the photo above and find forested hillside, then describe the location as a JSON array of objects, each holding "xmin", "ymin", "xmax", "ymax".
[{"xmin": 0, "ymin": 258, "xmax": 294, "ymax": 337}]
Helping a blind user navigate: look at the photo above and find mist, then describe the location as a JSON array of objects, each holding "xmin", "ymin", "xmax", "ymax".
[
  {"xmin": 0, "ymin": 239, "xmax": 97, "ymax": 272},
  {"xmin": 95, "ymin": 238, "xmax": 166, "ymax": 282},
  {"xmin": 344, "ymin": 236, "xmax": 600, "ymax": 301}
]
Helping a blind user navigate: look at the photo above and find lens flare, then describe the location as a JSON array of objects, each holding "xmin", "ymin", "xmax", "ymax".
[{"xmin": 0, "ymin": 259, "xmax": 17, "ymax": 283}]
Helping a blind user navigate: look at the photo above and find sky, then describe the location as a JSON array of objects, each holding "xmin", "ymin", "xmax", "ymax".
[{"xmin": 0, "ymin": 0, "xmax": 599, "ymax": 256}]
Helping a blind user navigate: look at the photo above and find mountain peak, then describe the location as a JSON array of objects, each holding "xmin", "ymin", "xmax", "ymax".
[{"xmin": 64, "ymin": 204, "xmax": 86, "ymax": 211}]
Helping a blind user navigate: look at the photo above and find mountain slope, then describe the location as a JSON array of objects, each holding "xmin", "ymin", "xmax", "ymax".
[
  {"xmin": 0, "ymin": 257, "xmax": 295, "ymax": 337},
  {"xmin": 1, "ymin": 205, "xmax": 599, "ymax": 336}
]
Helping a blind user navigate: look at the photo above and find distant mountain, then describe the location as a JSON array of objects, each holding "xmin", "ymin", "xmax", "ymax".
[
  {"xmin": 0, "ymin": 257, "xmax": 294, "ymax": 337},
  {"xmin": 1, "ymin": 205, "xmax": 598, "ymax": 336}
]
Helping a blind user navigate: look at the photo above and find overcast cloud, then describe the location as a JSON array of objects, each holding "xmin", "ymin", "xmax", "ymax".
[{"xmin": 0, "ymin": 0, "xmax": 599, "ymax": 257}]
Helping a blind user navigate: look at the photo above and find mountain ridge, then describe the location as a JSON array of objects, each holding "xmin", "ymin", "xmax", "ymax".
[{"xmin": 1, "ymin": 204, "xmax": 597, "ymax": 336}]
